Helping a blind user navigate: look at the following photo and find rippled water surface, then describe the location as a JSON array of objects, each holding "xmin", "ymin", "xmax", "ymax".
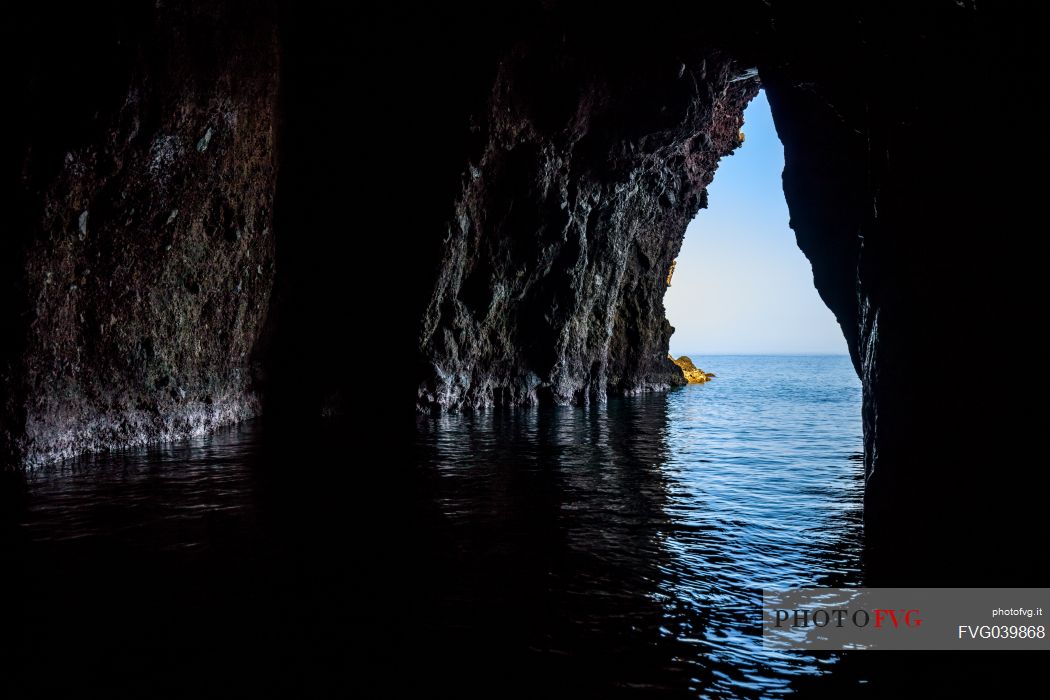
[{"xmin": 2, "ymin": 355, "xmax": 864, "ymax": 698}]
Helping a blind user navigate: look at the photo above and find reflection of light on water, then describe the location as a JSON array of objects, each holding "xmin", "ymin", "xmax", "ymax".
[
  {"xmin": 16, "ymin": 356, "xmax": 862, "ymax": 699},
  {"xmin": 423, "ymin": 356, "xmax": 863, "ymax": 697},
  {"xmin": 654, "ymin": 355, "xmax": 864, "ymax": 696}
]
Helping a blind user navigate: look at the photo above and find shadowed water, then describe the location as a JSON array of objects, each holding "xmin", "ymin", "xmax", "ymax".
[{"xmin": 1, "ymin": 355, "xmax": 864, "ymax": 698}]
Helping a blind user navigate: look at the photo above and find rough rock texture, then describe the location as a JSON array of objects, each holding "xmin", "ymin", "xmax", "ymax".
[
  {"xmin": 670, "ymin": 355, "xmax": 710, "ymax": 384},
  {"xmin": 1, "ymin": 0, "xmax": 1045, "ymax": 592},
  {"xmin": 416, "ymin": 44, "xmax": 755, "ymax": 409},
  {"xmin": 2, "ymin": 2, "xmax": 278, "ymax": 466}
]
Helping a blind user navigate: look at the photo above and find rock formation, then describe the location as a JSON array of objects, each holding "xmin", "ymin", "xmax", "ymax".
[
  {"xmin": 414, "ymin": 46, "xmax": 754, "ymax": 409},
  {"xmin": 2, "ymin": 0, "xmax": 1044, "ymax": 586},
  {"xmin": 3, "ymin": 1, "xmax": 278, "ymax": 466},
  {"xmin": 670, "ymin": 355, "xmax": 710, "ymax": 384}
]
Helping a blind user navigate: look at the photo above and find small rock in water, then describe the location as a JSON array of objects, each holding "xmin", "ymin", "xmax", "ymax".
[{"xmin": 669, "ymin": 355, "xmax": 711, "ymax": 384}]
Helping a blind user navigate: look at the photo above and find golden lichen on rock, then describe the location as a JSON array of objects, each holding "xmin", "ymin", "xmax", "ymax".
[{"xmin": 669, "ymin": 355, "xmax": 712, "ymax": 383}]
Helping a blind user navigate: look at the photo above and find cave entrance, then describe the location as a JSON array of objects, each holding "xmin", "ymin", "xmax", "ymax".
[
  {"xmin": 656, "ymin": 89, "xmax": 867, "ymax": 642},
  {"xmin": 664, "ymin": 89, "xmax": 847, "ymax": 366}
]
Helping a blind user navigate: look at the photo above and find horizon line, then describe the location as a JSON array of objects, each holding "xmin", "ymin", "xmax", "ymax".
[{"xmin": 670, "ymin": 352, "xmax": 851, "ymax": 357}]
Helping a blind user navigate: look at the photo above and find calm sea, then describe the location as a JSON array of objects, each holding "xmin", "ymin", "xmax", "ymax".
[{"xmin": 2, "ymin": 355, "xmax": 866, "ymax": 698}]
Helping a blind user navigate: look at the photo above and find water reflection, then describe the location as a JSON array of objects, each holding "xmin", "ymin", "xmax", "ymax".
[
  {"xmin": 414, "ymin": 365, "xmax": 863, "ymax": 697},
  {"xmin": 2, "ymin": 356, "xmax": 865, "ymax": 698},
  {"xmin": 416, "ymin": 398, "xmax": 693, "ymax": 695}
]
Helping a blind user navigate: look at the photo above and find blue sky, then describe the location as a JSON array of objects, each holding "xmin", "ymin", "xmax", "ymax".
[{"xmin": 664, "ymin": 90, "xmax": 848, "ymax": 356}]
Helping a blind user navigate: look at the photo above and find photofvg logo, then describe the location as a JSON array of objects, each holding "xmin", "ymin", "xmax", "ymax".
[
  {"xmin": 762, "ymin": 588, "xmax": 1050, "ymax": 651},
  {"xmin": 773, "ymin": 606, "xmax": 922, "ymax": 630}
]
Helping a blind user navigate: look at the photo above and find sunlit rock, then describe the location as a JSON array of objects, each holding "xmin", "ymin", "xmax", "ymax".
[{"xmin": 670, "ymin": 355, "xmax": 711, "ymax": 384}]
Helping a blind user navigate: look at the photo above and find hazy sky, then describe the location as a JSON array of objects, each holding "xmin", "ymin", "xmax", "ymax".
[{"xmin": 664, "ymin": 90, "xmax": 848, "ymax": 356}]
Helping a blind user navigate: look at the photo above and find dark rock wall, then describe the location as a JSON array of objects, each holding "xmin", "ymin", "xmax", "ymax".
[
  {"xmin": 417, "ymin": 43, "xmax": 756, "ymax": 408},
  {"xmin": 3, "ymin": 2, "xmax": 279, "ymax": 466},
  {"xmin": 757, "ymin": 2, "xmax": 1046, "ymax": 582}
]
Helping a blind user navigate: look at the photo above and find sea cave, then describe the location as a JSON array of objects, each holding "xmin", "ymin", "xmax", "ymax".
[{"xmin": 1, "ymin": 2, "xmax": 1044, "ymax": 697}]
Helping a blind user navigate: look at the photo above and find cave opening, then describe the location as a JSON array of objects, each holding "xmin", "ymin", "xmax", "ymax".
[
  {"xmin": 664, "ymin": 89, "xmax": 848, "ymax": 364},
  {"xmin": 653, "ymin": 93, "xmax": 867, "ymax": 675}
]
